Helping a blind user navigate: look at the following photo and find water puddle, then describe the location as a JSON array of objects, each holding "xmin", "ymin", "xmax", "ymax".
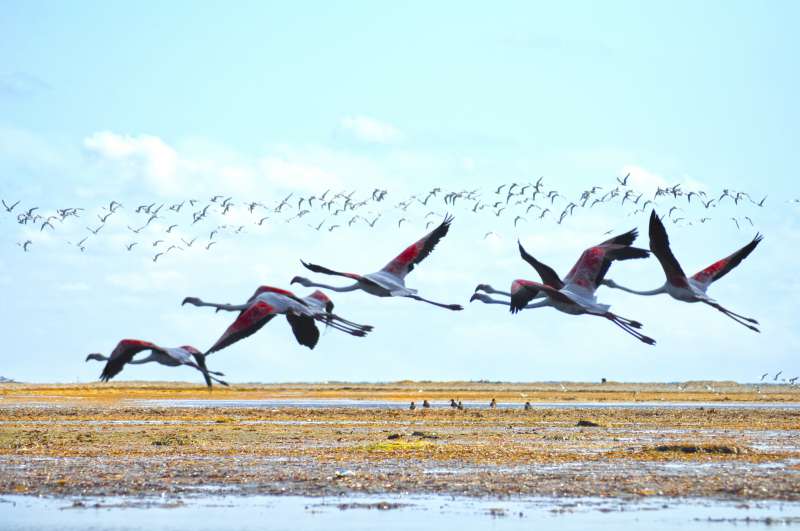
[{"xmin": 2, "ymin": 494, "xmax": 800, "ymax": 530}]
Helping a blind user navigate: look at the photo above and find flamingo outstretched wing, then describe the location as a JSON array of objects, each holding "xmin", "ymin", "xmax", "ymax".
[
  {"xmin": 247, "ymin": 285, "xmax": 307, "ymax": 306},
  {"xmin": 286, "ymin": 314, "xmax": 320, "ymax": 349},
  {"xmin": 517, "ymin": 241, "xmax": 563, "ymax": 288},
  {"xmin": 600, "ymin": 227, "xmax": 640, "ymax": 247},
  {"xmin": 100, "ymin": 339, "xmax": 162, "ymax": 382},
  {"xmin": 510, "ymin": 279, "xmax": 573, "ymax": 314},
  {"xmin": 691, "ymin": 233, "xmax": 763, "ymax": 289},
  {"xmin": 564, "ymin": 232, "xmax": 649, "ymax": 295},
  {"xmin": 300, "ymin": 261, "xmax": 366, "ymax": 282},
  {"xmin": 207, "ymin": 301, "xmax": 276, "ymax": 354},
  {"xmin": 381, "ymin": 214, "xmax": 454, "ymax": 278},
  {"xmin": 649, "ymin": 210, "xmax": 688, "ymax": 287}
]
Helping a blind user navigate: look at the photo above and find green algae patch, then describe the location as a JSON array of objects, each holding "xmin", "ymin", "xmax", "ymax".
[{"xmin": 364, "ymin": 439, "xmax": 434, "ymax": 452}]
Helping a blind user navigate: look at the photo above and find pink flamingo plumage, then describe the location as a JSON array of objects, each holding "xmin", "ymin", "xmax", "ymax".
[
  {"xmin": 182, "ymin": 286, "xmax": 372, "ymax": 354},
  {"xmin": 602, "ymin": 210, "xmax": 762, "ymax": 332},
  {"xmin": 471, "ymin": 229, "xmax": 655, "ymax": 344},
  {"xmin": 86, "ymin": 339, "xmax": 227, "ymax": 387},
  {"xmin": 291, "ymin": 214, "xmax": 463, "ymax": 310}
]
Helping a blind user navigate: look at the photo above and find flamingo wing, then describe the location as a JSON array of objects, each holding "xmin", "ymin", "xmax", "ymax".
[
  {"xmin": 649, "ymin": 210, "xmax": 688, "ymax": 286},
  {"xmin": 381, "ymin": 214, "xmax": 453, "ymax": 278},
  {"xmin": 564, "ymin": 243, "xmax": 649, "ymax": 295},
  {"xmin": 207, "ymin": 301, "xmax": 276, "ymax": 354},
  {"xmin": 691, "ymin": 233, "xmax": 763, "ymax": 288},
  {"xmin": 509, "ymin": 279, "xmax": 572, "ymax": 314},
  {"xmin": 300, "ymin": 260, "xmax": 365, "ymax": 282},
  {"xmin": 100, "ymin": 339, "xmax": 162, "ymax": 382},
  {"xmin": 517, "ymin": 241, "xmax": 563, "ymax": 288},
  {"xmin": 599, "ymin": 227, "xmax": 639, "ymax": 247},
  {"xmin": 286, "ymin": 314, "xmax": 320, "ymax": 349},
  {"xmin": 247, "ymin": 285, "xmax": 308, "ymax": 306}
]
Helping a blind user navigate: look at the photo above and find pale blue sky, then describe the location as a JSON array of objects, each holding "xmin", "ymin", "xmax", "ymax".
[{"xmin": 1, "ymin": 1, "xmax": 798, "ymax": 384}]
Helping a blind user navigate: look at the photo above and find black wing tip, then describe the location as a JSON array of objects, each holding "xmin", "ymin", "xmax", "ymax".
[
  {"xmin": 620, "ymin": 227, "xmax": 639, "ymax": 245},
  {"xmin": 619, "ymin": 246, "xmax": 651, "ymax": 260},
  {"xmin": 753, "ymin": 233, "xmax": 764, "ymax": 244}
]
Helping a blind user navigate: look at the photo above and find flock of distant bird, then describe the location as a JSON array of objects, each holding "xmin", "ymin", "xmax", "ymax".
[
  {"xmin": 3, "ymin": 175, "xmax": 786, "ymax": 261},
  {"xmin": 2, "ymin": 175, "xmax": 790, "ymax": 386},
  {"xmin": 79, "ymin": 202, "xmax": 768, "ymax": 387}
]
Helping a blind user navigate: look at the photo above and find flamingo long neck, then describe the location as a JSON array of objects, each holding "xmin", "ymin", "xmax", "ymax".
[
  {"xmin": 610, "ymin": 283, "xmax": 666, "ymax": 296},
  {"xmin": 304, "ymin": 281, "xmax": 360, "ymax": 293},
  {"xmin": 483, "ymin": 287, "xmax": 512, "ymax": 297},
  {"xmin": 477, "ymin": 295, "xmax": 512, "ymax": 305},
  {"xmin": 196, "ymin": 300, "xmax": 250, "ymax": 312},
  {"xmin": 128, "ymin": 353, "xmax": 158, "ymax": 365},
  {"xmin": 525, "ymin": 300, "xmax": 550, "ymax": 309}
]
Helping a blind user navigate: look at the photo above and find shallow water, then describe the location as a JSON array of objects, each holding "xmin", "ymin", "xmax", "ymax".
[
  {"xmin": 129, "ymin": 399, "xmax": 800, "ymax": 410},
  {"xmin": 2, "ymin": 494, "xmax": 800, "ymax": 530}
]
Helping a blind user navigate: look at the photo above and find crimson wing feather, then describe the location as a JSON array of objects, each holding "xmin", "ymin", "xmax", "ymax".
[
  {"xmin": 100, "ymin": 339, "xmax": 161, "ymax": 382},
  {"xmin": 692, "ymin": 233, "xmax": 762, "ymax": 286},
  {"xmin": 510, "ymin": 279, "xmax": 573, "ymax": 314},
  {"xmin": 207, "ymin": 301, "xmax": 276, "ymax": 354},
  {"xmin": 382, "ymin": 215, "xmax": 453, "ymax": 278}
]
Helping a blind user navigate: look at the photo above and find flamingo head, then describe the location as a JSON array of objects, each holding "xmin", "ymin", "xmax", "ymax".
[
  {"xmin": 85, "ymin": 353, "xmax": 106, "ymax": 362},
  {"xmin": 290, "ymin": 276, "xmax": 312, "ymax": 287},
  {"xmin": 474, "ymin": 284, "xmax": 493, "ymax": 293},
  {"xmin": 182, "ymin": 296, "xmax": 202, "ymax": 306},
  {"xmin": 601, "ymin": 279, "xmax": 617, "ymax": 288},
  {"xmin": 469, "ymin": 293, "xmax": 491, "ymax": 303}
]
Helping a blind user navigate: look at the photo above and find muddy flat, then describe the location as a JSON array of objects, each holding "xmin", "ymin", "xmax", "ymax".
[{"xmin": 1, "ymin": 381, "xmax": 799, "ymax": 502}]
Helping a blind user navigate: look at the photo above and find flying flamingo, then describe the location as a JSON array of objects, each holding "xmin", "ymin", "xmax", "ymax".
[
  {"xmin": 470, "ymin": 229, "xmax": 656, "ymax": 344},
  {"xmin": 602, "ymin": 210, "xmax": 762, "ymax": 332},
  {"xmin": 475, "ymin": 229, "xmax": 645, "ymax": 301},
  {"xmin": 182, "ymin": 286, "xmax": 372, "ymax": 354},
  {"xmin": 86, "ymin": 339, "xmax": 227, "ymax": 387},
  {"xmin": 291, "ymin": 214, "xmax": 463, "ymax": 310}
]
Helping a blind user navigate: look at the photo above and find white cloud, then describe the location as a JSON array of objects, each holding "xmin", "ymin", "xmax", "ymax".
[
  {"xmin": 83, "ymin": 132, "xmax": 179, "ymax": 194},
  {"xmin": 340, "ymin": 115, "xmax": 402, "ymax": 144},
  {"xmin": 259, "ymin": 156, "xmax": 341, "ymax": 192}
]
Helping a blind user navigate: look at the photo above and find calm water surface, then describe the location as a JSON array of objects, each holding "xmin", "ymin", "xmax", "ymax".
[{"xmin": 2, "ymin": 494, "xmax": 799, "ymax": 530}]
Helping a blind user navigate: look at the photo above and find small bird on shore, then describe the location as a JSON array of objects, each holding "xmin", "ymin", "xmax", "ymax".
[
  {"xmin": 489, "ymin": 398, "xmax": 497, "ymax": 409},
  {"xmin": 422, "ymin": 399, "xmax": 431, "ymax": 408},
  {"xmin": 524, "ymin": 401, "xmax": 532, "ymax": 410},
  {"xmin": 409, "ymin": 401, "xmax": 416, "ymax": 410},
  {"xmin": 450, "ymin": 398, "xmax": 458, "ymax": 409}
]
